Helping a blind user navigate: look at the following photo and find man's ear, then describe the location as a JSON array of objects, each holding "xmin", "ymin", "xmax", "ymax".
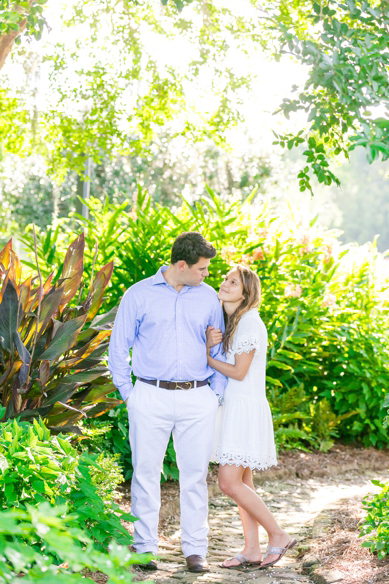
[{"xmin": 177, "ymin": 260, "xmax": 187, "ymax": 271}]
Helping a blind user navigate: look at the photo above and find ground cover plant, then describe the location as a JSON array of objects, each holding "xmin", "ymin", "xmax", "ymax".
[
  {"xmin": 360, "ymin": 479, "xmax": 389, "ymax": 559},
  {"xmin": 359, "ymin": 395, "xmax": 389, "ymax": 559},
  {"xmin": 21, "ymin": 191, "xmax": 389, "ymax": 471},
  {"xmin": 0, "ymin": 415, "xmax": 133, "ymax": 551},
  {"xmin": 0, "ymin": 502, "xmax": 147, "ymax": 583}
]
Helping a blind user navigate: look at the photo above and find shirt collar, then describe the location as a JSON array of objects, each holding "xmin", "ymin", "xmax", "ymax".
[{"xmin": 151, "ymin": 265, "xmax": 169, "ymax": 285}]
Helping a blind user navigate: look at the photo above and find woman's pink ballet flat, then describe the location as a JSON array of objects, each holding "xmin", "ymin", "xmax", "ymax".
[
  {"xmin": 220, "ymin": 552, "xmax": 262, "ymax": 570},
  {"xmin": 259, "ymin": 538, "xmax": 297, "ymax": 569}
]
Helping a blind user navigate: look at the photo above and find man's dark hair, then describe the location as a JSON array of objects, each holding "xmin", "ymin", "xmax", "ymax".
[{"xmin": 171, "ymin": 232, "xmax": 216, "ymax": 266}]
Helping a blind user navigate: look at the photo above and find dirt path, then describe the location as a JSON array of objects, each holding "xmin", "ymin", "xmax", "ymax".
[{"xmin": 128, "ymin": 448, "xmax": 389, "ymax": 584}]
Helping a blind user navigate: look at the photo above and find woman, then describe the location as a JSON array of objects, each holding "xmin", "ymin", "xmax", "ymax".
[{"xmin": 206, "ymin": 265, "xmax": 296, "ymax": 569}]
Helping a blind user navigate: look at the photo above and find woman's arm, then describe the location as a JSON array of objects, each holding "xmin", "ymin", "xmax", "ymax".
[{"xmin": 207, "ymin": 350, "xmax": 255, "ymax": 381}]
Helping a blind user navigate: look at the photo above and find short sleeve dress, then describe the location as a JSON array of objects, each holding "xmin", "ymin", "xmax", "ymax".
[{"xmin": 211, "ymin": 308, "xmax": 277, "ymax": 471}]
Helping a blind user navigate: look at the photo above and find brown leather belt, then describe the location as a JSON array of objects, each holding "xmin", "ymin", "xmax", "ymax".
[{"xmin": 138, "ymin": 378, "xmax": 209, "ymax": 390}]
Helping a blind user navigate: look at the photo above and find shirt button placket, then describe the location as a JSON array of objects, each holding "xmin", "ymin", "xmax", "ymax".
[{"xmin": 177, "ymin": 300, "xmax": 182, "ymax": 380}]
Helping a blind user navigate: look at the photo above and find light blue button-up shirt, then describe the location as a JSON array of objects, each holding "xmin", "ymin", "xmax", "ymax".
[{"xmin": 108, "ymin": 266, "xmax": 227, "ymax": 402}]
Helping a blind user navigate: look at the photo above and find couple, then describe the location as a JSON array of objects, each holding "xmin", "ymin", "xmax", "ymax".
[{"xmin": 108, "ymin": 232, "xmax": 296, "ymax": 573}]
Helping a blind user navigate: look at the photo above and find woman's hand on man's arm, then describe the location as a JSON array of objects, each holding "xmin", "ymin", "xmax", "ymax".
[{"xmin": 206, "ymin": 326, "xmax": 223, "ymax": 354}]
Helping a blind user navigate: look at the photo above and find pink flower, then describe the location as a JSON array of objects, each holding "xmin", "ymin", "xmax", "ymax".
[
  {"xmin": 252, "ymin": 248, "xmax": 265, "ymax": 261},
  {"xmin": 221, "ymin": 246, "xmax": 235, "ymax": 261},
  {"xmin": 322, "ymin": 293, "xmax": 337, "ymax": 308},
  {"xmin": 285, "ymin": 284, "xmax": 302, "ymax": 298},
  {"xmin": 236, "ymin": 254, "xmax": 251, "ymax": 266},
  {"xmin": 323, "ymin": 245, "xmax": 333, "ymax": 263}
]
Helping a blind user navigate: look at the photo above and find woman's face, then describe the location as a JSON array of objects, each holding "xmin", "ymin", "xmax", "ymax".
[{"xmin": 218, "ymin": 269, "xmax": 245, "ymax": 303}]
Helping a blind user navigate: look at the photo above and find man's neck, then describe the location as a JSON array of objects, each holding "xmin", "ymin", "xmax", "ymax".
[{"xmin": 163, "ymin": 265, "xmax": 185, "ymax": 292}]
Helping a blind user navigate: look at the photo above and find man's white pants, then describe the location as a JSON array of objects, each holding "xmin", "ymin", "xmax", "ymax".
[{"xmin": 127, "ymin": 379, "xmax": 219, "ymax": 557}]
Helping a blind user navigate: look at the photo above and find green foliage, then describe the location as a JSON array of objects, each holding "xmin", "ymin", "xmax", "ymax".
[
  {"xmin": 0, "ymin": 90, "xmax": 29, "ymax": 159},
  {"xmin": 0, "ymin": 415, "xmax": 134, "ymax": 551},
  {"xmin": 2, "ymin": 0, "xmax": 252, "ymax": 181},
  {"xmin": 271, "ymin": 0, "xmax": 389, "ymax": 191},
  {"xmin": 85, "ymin": 451, "xmax": 124, "ymax": 503},
  {"xmin": 0, "ymin": 502, "xmax": 146, "ymax": 583},
  {"xmin": 79, "ymin": 408, "xmax": 179, "ymax": 482},
  {"xmin": 24, "ymin": 190, "xmax": 389, "ymax": 461},
  {"xmin": 0, "ymin": 233, "xmax": 120, "ymax": 432},
  {"xmin": 61, "ymin": 453, "xmax": 132, "ymax": 551},
  {"xmin": 2, "ymin": 0, "xmax": 388, "ymax": 191},
  {"xmin": 0, "ymin": 1, "xmax": 48, "ymax": 43},
  {"xmin": 272, "ymin": 386, "xmax": 347, "ymax": 452},
  {"xmin": 360, "ymin": 479, "xmax": 389, "ymax": 558}
]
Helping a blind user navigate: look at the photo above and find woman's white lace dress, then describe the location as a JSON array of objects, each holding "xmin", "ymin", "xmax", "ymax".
[{"xmin": 211, "ymin": 308, "xmax": 277, "ymax": 471}]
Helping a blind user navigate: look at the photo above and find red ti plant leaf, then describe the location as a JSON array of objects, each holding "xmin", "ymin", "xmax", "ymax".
[
  {"xmin": 38, "ymin": 314, "xmax": 86, "ymax": 362},
  {"xmin": 58, "ymin": 234, "xmax": 85, "ymax": 312},
  {"xmin": 8, "ymin": 250, "xmax": 22, "ymax": 290},
  {"xmin": 39, "ymin": 360, "xmax": 50, "ymax": 389},
  {"xmin": 0, "ymin": 239, "xmax": 12, "ymax": 271},
  {"xmin": 0, "ymin": 270, "xmax": 10, "ymax": 305},
  {"xmin": 28, "ymin": 273, "xmax": 54, "ymax": 312},
  {"xmin": 13, "ymin": 331, "xmax": 31, "ymax": 390},
  {"xmin": 0, "ymin": 280, "xmax": 19, "ymax": 352},
  {"xmin": 86, "ymin": 261, "xmax": 113, "ymax": 321},
  {"xmin": 19, "ymin": 276, "xmax": 32, "ymax": 314},
  {"xmin": 24, "ymin": 286, "xmax": 64, "ymax": 347},
  {"xmin": 83, "ymin": 398, "xmax": 122, "ymax": 417}
]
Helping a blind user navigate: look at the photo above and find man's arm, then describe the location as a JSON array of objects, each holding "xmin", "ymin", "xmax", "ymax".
[
  {"xmin": 208, "ymin": 295, "xmax": 228, "ymax": 397},
  {"xmin": 108, "ymin": 288, "xmax": 138, "ymax": 402}
]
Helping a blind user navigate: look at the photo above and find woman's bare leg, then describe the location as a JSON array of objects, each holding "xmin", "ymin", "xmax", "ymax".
[
  {"xmin": 219, "ymin": 464, "xmax": 292, "ymax": 567},
  {"xmin": 222, "ymin": 467, "xmax": 262, "ymax": 567},
  {"xmin": 239, "ymin": 468, "xmax": 262, "ymax": 555}
]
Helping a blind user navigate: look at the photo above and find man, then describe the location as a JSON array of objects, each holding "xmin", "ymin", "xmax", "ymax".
[{"xmin": 108, "ymin": 232, "xmax": 227, "ymax": 573}]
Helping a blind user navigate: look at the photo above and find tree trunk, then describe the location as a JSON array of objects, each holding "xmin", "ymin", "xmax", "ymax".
[{"xmin": 0, "ymin": 2, "xmax": 33, "ymax": 70}]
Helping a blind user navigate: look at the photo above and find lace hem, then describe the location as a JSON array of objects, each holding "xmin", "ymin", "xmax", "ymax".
[
  {"xmin": 212, "ymin": 452, "xmax": 277, "ymax": 471},
  {"xmin": 233, "ymin": 338, "xmax": 260, "ymax": 356}
]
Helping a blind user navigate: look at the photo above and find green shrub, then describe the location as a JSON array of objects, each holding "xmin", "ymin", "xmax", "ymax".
[
  {"xmin": 22, "ymin": 190, "xmax": 389, "ymax": 455},
  {"xmin": 272, "ymin": 385, "xmax": 351, "ymax": 452},
  {"xmin": 0, "ymin": 416, "xmax": 134, "ymax": 551},
  {"xmin": 0, "ymin": 502, "xmax": 148, "ymax": 583},
  {"xmin": 360, "ymin": 479, "xmax": 389, "ymax": 558}
]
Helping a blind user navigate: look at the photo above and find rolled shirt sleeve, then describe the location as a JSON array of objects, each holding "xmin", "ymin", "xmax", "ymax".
[{"xmin": 208, "ymin": 295, "xmax": 228, "ymax": 397}]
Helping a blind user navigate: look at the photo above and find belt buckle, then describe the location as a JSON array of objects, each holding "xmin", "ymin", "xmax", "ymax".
[{"xmin": 174, "ymin": 381, "xmax": 191, "ymax": 390}]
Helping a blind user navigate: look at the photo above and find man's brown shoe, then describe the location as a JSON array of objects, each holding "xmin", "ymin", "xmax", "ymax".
[
  {"xmin": 186, "ymin": 555, "xmax": 210, "ymax": 572},
  {"xmin": 130, "ymin": 547, "xmax": 158, "ymax": 571}
]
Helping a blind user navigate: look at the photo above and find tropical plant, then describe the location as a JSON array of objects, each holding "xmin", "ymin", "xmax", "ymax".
[
  {"xmin": 0, "ymin": 233, "xmax": 120, "ymax": 432},
  {"xmin": 0, "ymin": 415, "xmax": 134, "ymax": 550},
  {"xmin": 0, "ymin": 502, "xmax": 147, "ymax": 583}
]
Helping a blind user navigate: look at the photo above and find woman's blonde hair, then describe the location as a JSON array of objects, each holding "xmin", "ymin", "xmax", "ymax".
[{"xmin": 222, "ymin": 265, "xmax": 261, "ymax": 354}]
